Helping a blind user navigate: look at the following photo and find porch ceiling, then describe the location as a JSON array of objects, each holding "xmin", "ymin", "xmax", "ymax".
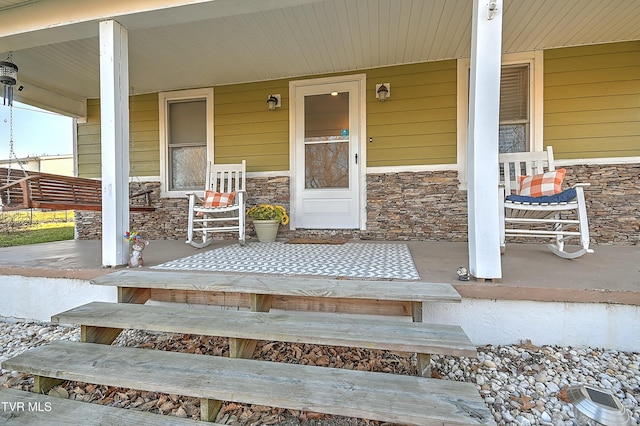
[{"xmin": 1, "ymin": 0, "xmax": 639, "ymax": 116}]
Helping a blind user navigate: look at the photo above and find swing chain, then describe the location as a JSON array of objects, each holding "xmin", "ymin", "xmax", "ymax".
[
  {"xmin": 8, "ymin": 104, "xmax": 14, "ymax": 165},
  {"xmin": 3, "ymin": 103, "xmax": 28, "ymax": 208},
  {"xmin": 5, "ymin": 105, "xmax": 14, "ymax": 204}
]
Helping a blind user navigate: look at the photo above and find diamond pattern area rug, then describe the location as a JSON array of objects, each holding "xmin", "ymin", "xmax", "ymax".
[{"xmin": 152, "ymin": 242, "xmax": 420, "ymax": 280}]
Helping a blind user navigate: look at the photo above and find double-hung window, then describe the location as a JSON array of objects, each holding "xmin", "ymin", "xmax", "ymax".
[
  {"xmin": 456, "ymin": 51, "xmax": 542, "ymax": 188},
  {"xmin": 499, "ymin": 64, "xmax": 530, "ymax": 153},
  {"xmin": 159, "ymin": 88, "xmax": 214, "ymax": 197}
]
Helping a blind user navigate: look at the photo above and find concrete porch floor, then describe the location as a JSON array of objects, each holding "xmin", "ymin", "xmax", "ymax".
[{"xmin": 0, "ymin": 239, "xmax": 638, "ymax": 306}]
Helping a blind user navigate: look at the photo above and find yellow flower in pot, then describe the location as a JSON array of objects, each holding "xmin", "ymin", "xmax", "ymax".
[{"xmin": 246, "ymin": 204, "xmax": 289, "ymax": 242}]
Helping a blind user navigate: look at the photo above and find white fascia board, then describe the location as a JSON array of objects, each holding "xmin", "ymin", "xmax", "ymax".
[
  {"xmin": 14, "ymin": 80, "xmax": 87, "ymax": 119},
  {"xmin": 555, "ymin": 157, "xmax": 640, "ymax": 166},
  {"xmin": 0, "ymin": 0, "xmax": 324, "ymax": 50}
]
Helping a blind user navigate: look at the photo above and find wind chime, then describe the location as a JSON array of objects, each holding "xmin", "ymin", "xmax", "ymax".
[
  {"xmin": 0, "ymin": 53, "xmax": 22, "ymax": 207},
  {"xmin": 0, "ymin": 53, "xmax": 18, "ymax": 106}
]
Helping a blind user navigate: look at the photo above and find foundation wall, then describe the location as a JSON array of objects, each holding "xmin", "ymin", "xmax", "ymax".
[
  {"xmin": 76, "ymin": 164, "xmax": 640, "ymax": 245},
  {"xmin": 1, "ymin": 274, "xmax": 637, "ymax": 352}
]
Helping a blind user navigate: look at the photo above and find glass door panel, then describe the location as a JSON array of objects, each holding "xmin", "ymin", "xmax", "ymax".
[{"xmin": 304, "ymin": 93, "xmax": 350, "ymax": 189}]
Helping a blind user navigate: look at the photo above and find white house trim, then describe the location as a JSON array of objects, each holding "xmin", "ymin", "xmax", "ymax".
[
  {"xmin": 556, "ymin": 157, "xmax": 640, "ymax": 166},
  {"xmin": 246, "ymin": 170, "xmax": 291, "ymax": 178},
  {"xmin": 456, "ymin": 57, "xmax": 470, "ymax": 190},
  {"xmin": 158, "ymin": 87, "xmax": 214, "ymax": 198},
  {"xmin": 457, "ymin": 50, "xmax": 543, "ymax": 190},
  {"xmin": 99, "ymin": 20, "xmax": 130, "ymax": 267},
  {"xmin": 467, "ymin": 0, "xmax": 503, "ymax": 280},
  {"xmin": 366, "ymin": 164, "xmax": 458, "ymax": 174},
  {"xmin": 288, "ymin": 74, "xmax": 367, "ymax": 231},
  {"xmin": 14, "ymin": 80, "xmax": 87, "ymax": 119}
]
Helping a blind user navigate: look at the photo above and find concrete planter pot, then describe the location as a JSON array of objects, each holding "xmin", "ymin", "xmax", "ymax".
[{"xmin": 252, "ymin": 220, "xmax": 280, "ymax": 242}]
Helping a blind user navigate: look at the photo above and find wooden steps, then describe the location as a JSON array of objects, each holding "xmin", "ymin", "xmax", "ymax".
[
  {"xmin": 0, "ymin": 388, "xmax": 210, "ymax": 425},
  {"xmin": 1, "ymin": 271, "xmax": 495, "ymax": 424},
  {"xmin": 2, "ymin": 341, "xmax": 494, "ymax": 425},
  {"xmin": 91, "ymin": 269, "xmax": 462, "ymax": 302},
  {"xmin": 52, "ymin": 301, "xmax": 477, "ymax": 358},
  {"xmin": 91, "ymin": 269, "xmax": 461, "ymax": 318}
]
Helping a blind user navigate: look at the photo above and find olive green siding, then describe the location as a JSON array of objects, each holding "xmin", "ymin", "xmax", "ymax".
[
  {"xmin": 544, "ymin": 41, "xmax": 640, "ymax": 159},
  {"xmin": 129, "ymin": 93, "xmax": 161, "ymax": 176},
  {"xmin": 77, "ymin": 94, "xmax": 159, "ymax": 178},
  {"xmin": 76, "ymin": 99, "xmax": 100, "ymax": 177},
  {"xmin": 365, "ymin": 60, "xmax": 458, "ymax": 167},
  {"xmin": 76, "ymin": 41, "xmax": 639, "ymax": 177},
  {"xmin": 214, "ymin": 80, "xmax": 290, "ymax": 172},
  {"xmin": 214, "ymin": 60, "xmax": 458, "ymax": 171},
  {"xmin": 77, "ymin": 62, "xmax": 457, "ymax": 175}
]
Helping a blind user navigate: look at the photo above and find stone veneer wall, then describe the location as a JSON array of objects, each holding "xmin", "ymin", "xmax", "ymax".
[
  {"xmin": 75, "ymin": 163, "xmax": 639, "ymax": 245},
  {"xmin": 365, "ymin": 170, "xmax": 468, "ymax": 241},
  {"xmin": 565, "ymin": 163, "xmax": 640, "ymax": 245}
]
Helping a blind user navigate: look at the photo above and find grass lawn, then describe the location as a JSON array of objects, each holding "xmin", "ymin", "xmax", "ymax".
[{"xmin": 0, "ymin": 211, "xmax": 75, "ymax": 247}]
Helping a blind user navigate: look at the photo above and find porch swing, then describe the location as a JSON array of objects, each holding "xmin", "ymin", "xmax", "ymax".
[
  {"xmin": 0, "ymin": 168, "xmax": 155, "ymax": 212},
  {"xmin": 0, "ymin": 57, "xmax": 154, "ymax": 213}
]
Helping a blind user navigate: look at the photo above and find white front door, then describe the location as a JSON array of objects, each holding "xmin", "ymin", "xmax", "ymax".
[{"xmin": 291, "ymin": 76, "xmax": 364, "ymax": 229}]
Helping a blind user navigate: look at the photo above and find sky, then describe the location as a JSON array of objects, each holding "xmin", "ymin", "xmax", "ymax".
[{"xmin": 0, "ymin": 101, "xmax": 73, "ymax": 159}]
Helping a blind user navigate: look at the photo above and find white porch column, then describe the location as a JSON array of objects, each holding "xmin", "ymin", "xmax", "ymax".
[
  {"xmin": 99, "ymin": 20, "xmax": 130, "ymax": 267},
  {"xmin": 467, "ymin": 0, "xmax": 503, "ymax": 280}
]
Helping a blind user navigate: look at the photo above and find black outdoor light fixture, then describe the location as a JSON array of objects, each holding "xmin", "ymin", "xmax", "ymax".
[
  {"xmin": 566, "ymin": 384, "xmax": 633, "ymax": 425},
  {"xmin": 375, "ymin": 83, "xmax": 389, "ymax": 102},
  {"xmin": 266, "ymin": 94, "xmax": 281, "ymax": 111}
]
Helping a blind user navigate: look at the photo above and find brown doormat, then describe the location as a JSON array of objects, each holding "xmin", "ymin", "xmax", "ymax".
[{"xmin": 284, "ymin": 237, "xmax": 348, "ymax": 245}]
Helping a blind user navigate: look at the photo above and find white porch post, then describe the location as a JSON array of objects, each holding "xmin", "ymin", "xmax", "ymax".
[
  {"xmin": 467, "ymin": 0, "xmax": 503, "ymax": 280},
  {"xmin": 99, "ymin": 20, "xmax": 130, "ymax": 267}
]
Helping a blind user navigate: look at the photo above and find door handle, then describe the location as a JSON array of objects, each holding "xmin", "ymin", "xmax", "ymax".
[{"xmin": 355, "ymin": 153, "xmax": 358, "ymax": 164}]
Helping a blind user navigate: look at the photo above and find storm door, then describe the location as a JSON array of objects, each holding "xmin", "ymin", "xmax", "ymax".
[{"xmin": 292, "ymin": 78, "xmax": 362, "ymax": 229}]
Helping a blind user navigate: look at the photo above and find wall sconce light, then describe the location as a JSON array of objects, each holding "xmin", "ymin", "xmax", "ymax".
[
  {"xmin": 266, "ymin": 94, "xmax": 281, "ymax": 111},
  {"xmin": 375, "ymin": 83, "xmax": 390, "ymax": 102}
]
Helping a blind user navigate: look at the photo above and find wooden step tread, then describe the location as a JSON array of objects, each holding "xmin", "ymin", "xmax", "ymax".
[
  {"xmin": 0, "ymin": 388, "xmax": 210, "ymax": 425},
  {"xmin": 2, "ymin": 341, "xmax": 495, "ymax": 425},
  {"xmin": 91, "ymin": 270, "xmax": 462, "ymax": 303},
  {"xmin": 52, "ymin": 302, "xmax": 477, "ymax": 357}
]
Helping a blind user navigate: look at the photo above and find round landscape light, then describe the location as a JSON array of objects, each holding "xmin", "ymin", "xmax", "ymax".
[{"xmin": 566, "ymin": 384, "xmax": 633, "ymax": 426}]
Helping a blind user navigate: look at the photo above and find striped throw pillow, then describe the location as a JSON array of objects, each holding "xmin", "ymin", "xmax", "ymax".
[{"xmin": 517, "ymin": 169, "xmax": 566, "ymax": 197}]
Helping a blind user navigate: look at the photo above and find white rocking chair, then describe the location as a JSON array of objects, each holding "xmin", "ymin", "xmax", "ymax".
[
  {"xmin": 499, "ymin": 147, "xmax": 593, "ymax": 259},
  {"xmin": 186, "ymin": 160, "xmax": 246, "ymax": 248}
]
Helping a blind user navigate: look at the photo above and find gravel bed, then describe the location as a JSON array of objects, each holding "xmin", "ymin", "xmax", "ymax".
[{"xmin": 1, "ymin": 319, "xmax": 638, "ymax": 425}]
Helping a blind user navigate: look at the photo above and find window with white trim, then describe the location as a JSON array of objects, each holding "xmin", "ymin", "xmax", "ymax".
[
  {"xmin": 499, "ymin": 64, "xmax": 530, "ymax": 153},
  {"xmin": 456, "ymin": 51, "xmax": 542, "ymax": 188},
  {"xmin": 159, "ymin": 88, "xmax": 214, "ymax": 197}
]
